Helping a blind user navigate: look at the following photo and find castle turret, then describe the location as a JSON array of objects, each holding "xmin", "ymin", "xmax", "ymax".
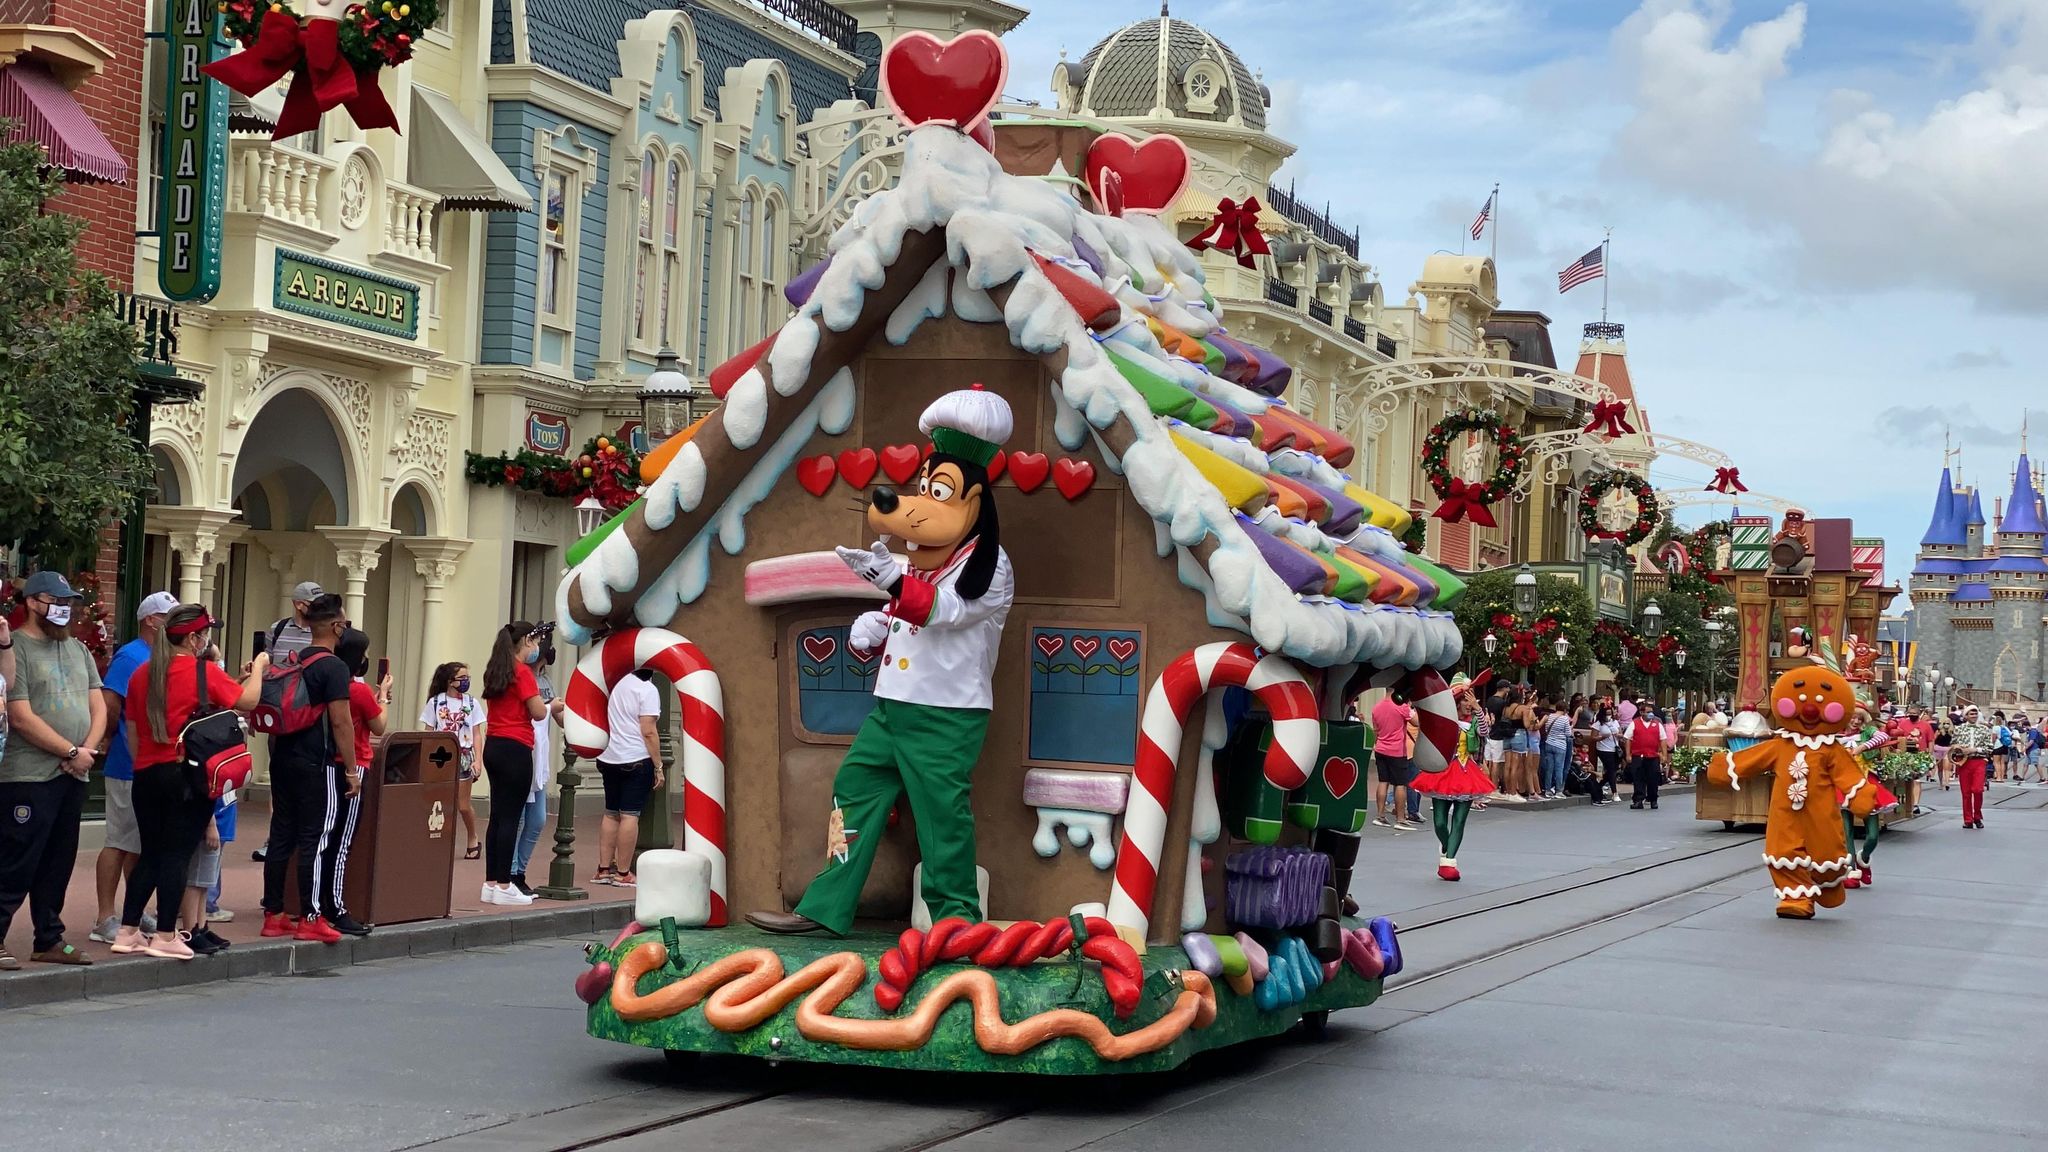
[
  {"xmin": 1912, "ymin": 467, "xmax": 1964, "ymax": 685},
  {"xmin": 1920, "ymin": 467, "xmax": 1964, "ymax": 551},
  {"xmin": 1965, "ymin": 486, "xmax": 1987, "ymax": 557}
]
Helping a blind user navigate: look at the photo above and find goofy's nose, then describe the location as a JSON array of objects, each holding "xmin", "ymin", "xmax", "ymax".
[{"xmin": 870, "ymin": 486, "xmax": 900, "ymax": 515}]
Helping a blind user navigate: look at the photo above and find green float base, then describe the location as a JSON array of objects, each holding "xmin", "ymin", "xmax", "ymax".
[{"xmin": 583, "ymin": 921, "xmax": 1384, "ymax": 1076}]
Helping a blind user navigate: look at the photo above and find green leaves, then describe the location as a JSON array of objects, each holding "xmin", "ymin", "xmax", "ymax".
[
  {"xmin": 1452, "ymin": 569, "xmax": 1596, "ymax": 687},
  {"xmin": 0, "ymin": 132, "xmax": 151, "ymax": 568}
]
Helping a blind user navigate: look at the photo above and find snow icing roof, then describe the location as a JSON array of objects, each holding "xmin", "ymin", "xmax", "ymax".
[{"xmin": 557, "ymin": 125, "xmax": 1461, "ymax": 672}]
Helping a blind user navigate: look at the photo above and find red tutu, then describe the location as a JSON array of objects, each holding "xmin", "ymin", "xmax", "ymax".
[
  {"xmin": 1837, "ymin": 773, "xmax": 1900, "ymax": 814},
  {"xmin": 1413, "ymin": 759, "xmax": 1493, "ymax": 799}
]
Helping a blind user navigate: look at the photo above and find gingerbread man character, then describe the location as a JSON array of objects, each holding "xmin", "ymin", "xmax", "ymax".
[{"xmin": 1708, "ymin": 666, "xmax": 1877, "ymax": 919}]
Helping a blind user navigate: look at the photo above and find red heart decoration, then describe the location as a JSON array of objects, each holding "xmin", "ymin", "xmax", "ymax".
[
  {"xmin": 1085, "ymin": 132, "xmax": 1192, "ymax": 216},
  {"xmin": 986, "ymin": 449, "xmax": 1007, "ymax": 482},
  {"xmin": 1053, "ymin": 457, "xmax": 1096, "ymax": 500},
  {"xmin": 1035, "ymin": 633, "xmax": 1065, "ymax": 660},
  {"xmin": 802, "ymin": 634, "xmax": 838, "ymax": 664},
  {"xmin": 836, "ymin": 447, "xmax": 879, "ymax": 489},
  {"xmin": 1107, "ymin": 637, "xmax": 1137, "ymax": 663},
  {"xmin": 796, "ymin": 454, "xmax": 836, "ymax": 497},
  {"xmin": 880, "ymin": 444, "xmax": 923, "ymax": 485},
  {"xmin": 968, "ymin": 117, "xmax": 995, "ymax": 152},
  {"xmin": 1009, "ymin": 451, "xmax": 1050, "ymax": 493},
  {"xmin": 1322, "ymin": 756, "xmax": 1360, "ymax": 801},
  {"xmin": 880, "ymin": 30, "xmax": 1008, "ymax": 130},
  {"xmin": 1071, "ymin": 635, "xmax": 1101, "ymax": 661},
  {"xmin": 1094, "ymin": 166, "xmax": 1124, "ymax": 217}
]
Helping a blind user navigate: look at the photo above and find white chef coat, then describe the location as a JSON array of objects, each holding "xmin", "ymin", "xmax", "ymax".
[{"xmin": 874, "ymin": 539, "xmax": 1013, "ymax": 712}]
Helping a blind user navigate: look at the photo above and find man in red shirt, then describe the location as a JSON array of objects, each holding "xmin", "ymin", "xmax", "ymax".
[{"xmin": 1628, "ymin": 707, "xmax": 1666, "ymax": 809}]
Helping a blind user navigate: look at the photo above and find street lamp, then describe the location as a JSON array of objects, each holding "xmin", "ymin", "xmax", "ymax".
[
  {"xmin": 573, "ymin": 495, "xmax": 606, "ymax": 537},
  {"xmin": 639, "ymin": 348, "xmax": 696, "ymax": 449},
  {"xmin": 1704, "ymin": 619, "xmax": 1724, "ymax": 706},
  {"xmin": 1640, "ymin": 601, "xmax": 1665, "ymax": 707},
  {"xmin": 1945, "ymin": 675, "xmax": 1956, "ymax": 712},
  {"xmin": 1482, "ymin": 631, "xmax": 1498, "ymax": 657},
  {"xmin": 1553, "ymin": 634, "xmax": 1570, "ymax": 660},
  {"xmin": 1512, "ymin": 564, "xmax": 1538, "ymax": 617}
]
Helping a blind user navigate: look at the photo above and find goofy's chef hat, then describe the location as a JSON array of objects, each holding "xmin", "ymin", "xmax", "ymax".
[{"xmin": 919, "ymin": 385, "xmax": 1012, "ymax": 469}]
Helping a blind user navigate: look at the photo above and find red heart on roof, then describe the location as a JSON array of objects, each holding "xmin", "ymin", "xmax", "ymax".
[
  {"xmin": 1009, "ymin": 451, "xmax": 1050, "ymax": 493},
  {"xmin": 880, "ymin": 30, "xmax": 1009, "ymax": 131},
  {"xmin": 796, "ymin": 454, "xmax": 836, "ymax": 497},
  {"xmin": 1053, "ymin": 457, "xmax": 1095, "ymax": 500},
  {"xmin": 837, "ymin": 447, "xmax": 878, "ymax": 489},
  {"xmin": 880, "ymin": 444, "xmax": 923, "ymax": 485},
  {"xmin": 1085, "ymin": 132, "xmax": 1192, "ymax": 216},
  {"xmin": 968, "ymin": 117, "xmax": 995, "ymax": 152}
]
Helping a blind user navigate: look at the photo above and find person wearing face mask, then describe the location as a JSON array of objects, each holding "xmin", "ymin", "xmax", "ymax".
[
  {"xmin": 510, "ymin": 636, "xmax": 558, "ymax": 896},
  {"xmin": 257, "ymin": 594, "xmax": 356, "ymax": 944},
  {"xmin": 0, "ymin": 572, "xmax": 109, "ymax": 969},
  {"xmin": 420, "ymin": 661, "xmax": 485, "ymax": 858},
  {"xmin": 478, "ymin": 622, "xmax": 564, "ymax": 904}
]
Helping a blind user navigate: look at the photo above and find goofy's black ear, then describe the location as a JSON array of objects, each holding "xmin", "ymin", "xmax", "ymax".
[{"xmin": 957, "ymin": 480, "xmax": 1000, "ymax": 601}]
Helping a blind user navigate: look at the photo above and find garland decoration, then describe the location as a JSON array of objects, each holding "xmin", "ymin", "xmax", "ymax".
[
  {"xmin": 1488, "ymin": 612, "xmax": 1560, "ymax": 668},
  {"xmin": 1, "ymin": 570, "xmax": 116, "ymax": 673},
  {"xmin": 209, "ymin": 0, "xmax": 440, "ymax": 138},
  {"xmin": 464, "ymin": 435, "xmax": 642, "ymax": 511},
  {"xmin": 1592, "ymin": 619, "xmax": 1682, "ymax": 676},
  {"xmin": 1579, "ymin": 469, "xmax": 1659, "ymax": 546},
  {"xmin": 1399, "ymin": 515, "xmax": 1428, "ymax": 555},
  {"xmin": 1421, "ymin": 408, "xmax": 1526, "ymax": 528}
]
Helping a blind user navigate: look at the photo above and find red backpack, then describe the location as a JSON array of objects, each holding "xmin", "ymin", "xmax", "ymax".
[{"xmin": 251, "ymin": 648, "xmax": 336, "ymax": 735}]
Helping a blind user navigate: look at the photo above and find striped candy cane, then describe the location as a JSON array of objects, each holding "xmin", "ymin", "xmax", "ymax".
[
  {"xmin": 564, "ymin": 628, "xmax": 728, "ymax": 927},
  {"xmin": 1107, "ymin": 643, "xmax": 1318, "ymax": 942}
]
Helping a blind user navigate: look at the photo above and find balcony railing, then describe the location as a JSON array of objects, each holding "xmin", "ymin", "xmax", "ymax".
[
  {"xmin": 1376, "ymin": 335, "xmax": 1397, "ymax": 358},
  {"xmin": 1307, "ymin": 299, "xmax": 1333, "ymax": 326},
  {"xmin": 1343, "ymin": 317, "xmax": 1369, "ymax": 344},
  {"xmin": 227, "ymin": 138, "xmax": 441, "ymax": 263},
  {"xmin": 1264, "ymin": 278, "xmax": 1298, "ymax": 308},
  {"xmin": 1264, "ymin": 182, "xmax": 1359, "ymax": 259},
  {"xmin": 713, "ymin": 0, "xmax": 858, "ymax": 51}
]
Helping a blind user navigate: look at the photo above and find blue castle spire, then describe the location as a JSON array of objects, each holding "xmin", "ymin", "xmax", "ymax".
[
  {"xmin": 1921, "ymin": 467, "xmax": 1965, "ymax": 547},
  {"xmin": 2004, "ymin": 454, "xmax": 2047, "ymax": 535},
  {"xmin": 1967, "ymin": 486, "xmax": 1987, "ymax": 527}
]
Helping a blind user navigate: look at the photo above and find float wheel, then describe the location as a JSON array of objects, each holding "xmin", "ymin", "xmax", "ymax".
[
  {"xmin": 1722, "ymin": 821, "xmax": 1737, "ymax": 831},
  {"xmin": 1299, "ymin": 1010, "xmax": 1330, "ymax": 1041},
  {"xmin": 663, "ymin": 1049, "xmax": 699, "ymax": 1071}
]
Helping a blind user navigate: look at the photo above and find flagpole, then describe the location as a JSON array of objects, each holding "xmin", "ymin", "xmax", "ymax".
[
  {"xmin": 1600, "ymin": 228, "xmax": 1612, "ymax": 324},
  {"xmin": 1490, "ymin": 183, "xmax": 1499, "ymax": 265}
]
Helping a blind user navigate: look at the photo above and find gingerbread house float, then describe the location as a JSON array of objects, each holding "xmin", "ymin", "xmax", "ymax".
[{"xmin": 562, "ymin": 33, "xmax": 1465, "ymax": 1076}]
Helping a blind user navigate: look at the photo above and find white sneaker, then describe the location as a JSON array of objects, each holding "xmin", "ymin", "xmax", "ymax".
[
  {"xmin": 480, "ymin": 884, "xmax": 500, "ymax": 905},
  {"xmin": 206, "ymin": 908, "xmax": 234, "ymax": 923},
  {"xmin": 89, "ymin": 916, "xmax": 120, "ymax": 943},
  {"xmin": 492, "ymin": 885, "xmax": 535, "ymax": 906}
]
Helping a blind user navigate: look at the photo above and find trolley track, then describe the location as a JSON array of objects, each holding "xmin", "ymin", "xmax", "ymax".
[{"xmin": 413, "ymin": 829, "xmax": 1771, "ymax": 1152}]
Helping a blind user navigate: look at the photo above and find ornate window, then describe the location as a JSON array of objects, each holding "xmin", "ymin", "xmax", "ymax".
[
  {"xmin": 731, "ymin": 189, "xmax": 757, "ymax": 356},
  {"xmin": 539, "ymin": 170, "xmax": 571, "ymax": 321},
  {"xmin": 635, "ymin": 147, "xmax": 658, "ymax": 347},
  {"xmin": 661, "ymin": 156, "xmax": 683, "ymax": 352},
  {"xmin": 758, "ymin": 193, "xmax": 785, "ymax": 340},
  {"xmin": 1183, "ymin": 59, "xmax": 1224, "ymax": 115},
  {"xmin": 792, "ymin": 623, "xmax": 880, "ymax": 741},
  {"xmin": 1026, "ymin": 625, "xmax": 1143, "ymax": 765}
]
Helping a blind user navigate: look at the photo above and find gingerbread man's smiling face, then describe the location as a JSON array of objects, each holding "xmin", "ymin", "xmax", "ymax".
[{"xmin": 1770, "ymin": 668, "xmax": 1855, "ymax": 737}]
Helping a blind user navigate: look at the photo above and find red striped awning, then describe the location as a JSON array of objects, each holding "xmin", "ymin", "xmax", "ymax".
[{"xmin": 0, "ymin": 61, "xmax": 127, "ymax": 184}]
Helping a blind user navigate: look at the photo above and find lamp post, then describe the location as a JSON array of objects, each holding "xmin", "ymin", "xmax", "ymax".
[
  {"xmin": 1640, "ymin": 600, "xmax": 1665, "ymax": 708},
  {"xmin": 633, "ymin": 349, "xmax": 696, "ymax": 854},
  {"xmin": 1945, "ymin": 675, "xmax": 1956, "ymax": 714},
  {"xmin": 1704, "ymin": 619, "xmax": 1724, "ymax": 708},
  {"xmin": 574, "ymin": 495, "xmax": 606, "ymax": 537},
  {"xmin": 1512, "ymin": 564, "xmax": 1537, "ymax": 685}
]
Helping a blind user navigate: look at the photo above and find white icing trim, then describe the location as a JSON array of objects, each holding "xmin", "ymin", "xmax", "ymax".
[
  {"xmin": 1775, "ymin": 730, "xmax": 1842, "ymax": 750},
  {"xmin": 1762, "ymin": 853, "xmax": 1853, "ymax": 872},
  {"xmin": 1839, "ymin": 775, "xmax": 1868, "ymax": 809},
  {"xmin": 1775, "ymin": 884, "xmax": 1826, "ymax": 899}
]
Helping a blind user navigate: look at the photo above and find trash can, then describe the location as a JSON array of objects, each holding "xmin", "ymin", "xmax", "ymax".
[{"xmin": 283, "ymin": 732, "xmax": 460, "ymax": 925}]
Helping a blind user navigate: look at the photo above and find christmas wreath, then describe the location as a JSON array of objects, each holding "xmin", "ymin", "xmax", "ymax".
[
  {"xmin": 464, "ymin": 435, "xmax": 643, "ymax": 512},
  {"xmin": 211, "ymin": 0, "xmax": 440, "ymax": 137},
  {"xmin": 1579, "ymin": 469, "xmax": 1659, "ymax": 546},
  {"xmin": 1421, "ymin": 408, "xmax": 1526, "ymax": 528},
  {"xmin": 1591, "ymin": 619, "xmax": 1683, "ymax": 677},
  {"xmin": 1488, "ymin": 612, "xmax": 1561, "ymax": 668}
]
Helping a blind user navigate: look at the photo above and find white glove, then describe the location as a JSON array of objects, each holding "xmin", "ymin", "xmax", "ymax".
[
  {"xmin": 849, "ymin": 610, "xmax": 892, "ymax": 656},
  {"xmin": 836, "ymin": 540, "xmax": 900, "ymax": 592}
]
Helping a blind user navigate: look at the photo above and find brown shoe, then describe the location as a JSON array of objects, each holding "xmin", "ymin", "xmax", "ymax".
[
  {"xmin": 745, "ymin": 910, "xmax": 826, "ymax": 935},
  {"xmin": 30, "ymin": 942, "xmax": 93, "ymax": 965}
]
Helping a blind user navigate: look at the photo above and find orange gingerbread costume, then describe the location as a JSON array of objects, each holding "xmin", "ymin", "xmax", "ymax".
[{"xmin": 1707, "ymin": 667, "xmax": 1877, "ymax": 919}]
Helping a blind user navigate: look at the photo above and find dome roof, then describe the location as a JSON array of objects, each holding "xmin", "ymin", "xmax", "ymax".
[{"xmin": 1064, "ymin": 13, "xmax": 1269, "ymax": 131}]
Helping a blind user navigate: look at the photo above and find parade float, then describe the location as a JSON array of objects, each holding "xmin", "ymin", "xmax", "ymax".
[
  {"xmin": 557, "ymin": 32, "xmax": 1467, "ymax": 1074},
  {"xmin": 1693, "ymin": 510, "xmax": 1909, "ymax": 829}
]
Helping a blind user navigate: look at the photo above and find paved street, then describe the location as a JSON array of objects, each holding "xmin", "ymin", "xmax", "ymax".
[{"xmin": 5, "ymin": 788, "xmax": 2041, "ymax": 1152}]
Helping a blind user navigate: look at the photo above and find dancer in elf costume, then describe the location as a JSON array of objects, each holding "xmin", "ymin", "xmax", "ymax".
[
  {"xmin": 747, "ymin": 388, "xmax": 1015, "ymax": 935},
  {"xmin": 1411, "ymin": 674, "xmax": 1494, "ymax": 881},
  {"xmin": 1838, "ymin": 708, "xmax": 1899, "ymax": 889}
]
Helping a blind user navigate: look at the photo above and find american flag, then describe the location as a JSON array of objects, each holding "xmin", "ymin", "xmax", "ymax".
[
  {"xmin": 1558, "ymin": 244, "xmax": 1604, "ymax": 293},
  {"xmin": 1469, "ymin": 193, "xmax": 1492, "ymax": 240}
]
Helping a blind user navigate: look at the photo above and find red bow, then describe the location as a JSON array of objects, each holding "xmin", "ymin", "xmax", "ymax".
[
  {"xmin": 1432, "ymin": 478, "xmax": 1498, "ymax": 528},
  {"xmin": 1187, "ymin": 197, "xmax": 1272, "ymax": 269},
  {"xmin": 202, "ymin": 12, "xmax": 399, "ymax": 140},
  {"xmin": 1584, "ymin": 400, "xmax": 1636, "ymax": 438},
  {"xmin": 1707, "ymin": 467, "xmax": 1748, "ymax": 494}
]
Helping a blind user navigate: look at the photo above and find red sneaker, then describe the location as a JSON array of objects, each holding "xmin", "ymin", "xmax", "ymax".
[
  {"xmin": 294, "ymin": 916, "xmax": 344, "ymax": 944},
  {"xmin": 261, "ymin": 912, "xmax": 298, "ymax": 938},
  {"xmin": 1859, "ymin": 865, "xmax": 1873, "ymax": 887}
]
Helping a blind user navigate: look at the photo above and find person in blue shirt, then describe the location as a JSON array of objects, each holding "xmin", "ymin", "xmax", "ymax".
[{"xmin": 88, "ymin": 592, "xmax": 177, "ymax": 944}]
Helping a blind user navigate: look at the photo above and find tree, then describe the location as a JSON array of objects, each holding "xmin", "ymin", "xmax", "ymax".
[
  {"xmin": 0, "ymin": 131, "xmax": 150, "ymax": 568},
  {"xmin": 1453, "ymin": 570, "xmax": 1595, "ymax": 690}
]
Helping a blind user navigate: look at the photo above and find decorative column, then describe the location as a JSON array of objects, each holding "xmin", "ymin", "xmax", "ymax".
[
  {"xmin": 201, "ymin": 521, "xmax": 248, "ymax": 613},
  {"xmin": 398, "ymin": 536, "xmax": 471, "ymax": 675},
  {"xmin": 316, "ymin": 525, "xmax": 397, "ymax": 624},
  {"xmin": 148, "ymin": 506, "xmax": 241, "ymax": 606}
]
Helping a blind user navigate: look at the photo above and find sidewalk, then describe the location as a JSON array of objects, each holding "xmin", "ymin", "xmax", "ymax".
[{"xmin": 2, "ymin": 798, "xmax": 635, "ymax": 1001}]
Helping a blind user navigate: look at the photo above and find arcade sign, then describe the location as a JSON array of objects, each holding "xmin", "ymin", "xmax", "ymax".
[
  {"xmin": 156, "ymin": 0, "xmax": 230, "ymax": 303},
  {"xmin": 274, "ymin": 250, "xmax": 420, "ymax": 340}
]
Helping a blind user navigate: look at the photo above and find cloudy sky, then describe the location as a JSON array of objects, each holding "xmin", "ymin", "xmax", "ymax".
[{"xmin": 995, "ymin": 0, "xmax": 2048, "ymax": 584}]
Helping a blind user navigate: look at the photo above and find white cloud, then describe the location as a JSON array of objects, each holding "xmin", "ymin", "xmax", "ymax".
[{"xmin": 1940, "ymin": 348, "xmax": 2011, "ymax": 370}]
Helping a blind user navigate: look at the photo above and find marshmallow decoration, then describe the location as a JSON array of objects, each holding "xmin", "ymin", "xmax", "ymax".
[{"xmin": 635, "ymin": 850, "xmax": 713, "ymax": 928}]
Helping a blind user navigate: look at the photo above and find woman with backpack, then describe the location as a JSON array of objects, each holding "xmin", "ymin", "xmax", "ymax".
[
  {"xmin": 479, "ymin": 623, "xmax": 564, "ymax": 905},
  {"xmin": 114, "ymin": 605, "xmax": 266, "ymax": 959},
  {"xmin": 420, "ymin": 662, "xmax": 486, "ymax": 859}
]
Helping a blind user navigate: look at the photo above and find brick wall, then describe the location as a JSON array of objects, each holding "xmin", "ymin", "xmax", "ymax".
[{"xmin": 42, "ymin": 0, "xmax": 149, "ymax": 287}]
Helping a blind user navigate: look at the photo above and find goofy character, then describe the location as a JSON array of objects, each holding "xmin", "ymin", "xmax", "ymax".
[{"xmin": 748, "ymin": 387, "xmax": 1015, "ymax": 935}]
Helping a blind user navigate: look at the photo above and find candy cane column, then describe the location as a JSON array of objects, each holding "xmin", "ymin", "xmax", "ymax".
[
  {"xmin": 564, "ymin": 628, "xmax": 728, "ymax": 926},
  {"xmin": 1107, "ymin": 643, "xmax": 1319, "ymax": 942}
]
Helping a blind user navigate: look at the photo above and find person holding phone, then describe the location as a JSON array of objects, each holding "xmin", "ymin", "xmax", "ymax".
[{"xmin": 478, "ymin": 623, "xmax": 563, "ymax": 904}]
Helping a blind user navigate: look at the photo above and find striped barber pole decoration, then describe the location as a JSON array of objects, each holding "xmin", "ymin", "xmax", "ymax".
[
  {"xmin": 1403, "ymin": 667, "xmax": 1460, "ymax": 776},
  {"xmin": 563, "ymin": 628, "xmax": 728, "ymax": 926},
  {"xmin": 1107, "ymin": 643, "xmax": 1318, "ymax": 943}
]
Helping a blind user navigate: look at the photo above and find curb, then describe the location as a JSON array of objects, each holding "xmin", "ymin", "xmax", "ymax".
[
  {"xmin": 1485, "ymin": 782, "xmax": 1699, "ymax": 813},
  {"xmin": 0, "ymin": 902, "xmax": 634, "ymax": 1012}
]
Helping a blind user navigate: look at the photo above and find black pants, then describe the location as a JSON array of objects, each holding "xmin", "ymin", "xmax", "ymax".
[
  {"xmin": 123, "ymin": 764, "xmax": 211, "ymax": 930},
  {"xmin": 1631, "ymin": 756, "xmax": 1662, "ymax": 806},
  {"xmin": 262, "ymin": 755, "xmax": 336, "ymax": 917},
  {"xmin": 0, "ymin": 774, "xmax": 86, "ymax": 953},
  {"xmin": 1597, "ymin": 749, "xmax": 1622, "ymax": 800},
  {"xmin": 316, "ymin": 762, "xmax": 360, "ymax": 917},
  {"xmin": 482, "ymin": 736, "xmax": 534, "ymax": 883}
]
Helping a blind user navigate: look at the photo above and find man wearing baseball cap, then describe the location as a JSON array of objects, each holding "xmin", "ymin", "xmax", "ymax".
[
  {"xmin": 86, "ymin": 591, "xmax": 178, "ymax": 944},
  {"xmin": 268, "ymin": 581, "xmax": 324, "ymax": 666},
  {"xmin": 0, "ymin": 571, "xmax": 107, "ymax": 968}
]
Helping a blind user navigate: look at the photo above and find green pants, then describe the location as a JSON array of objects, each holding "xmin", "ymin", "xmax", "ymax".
[
  {"xmin": 794, "ymin": 697, "xmax": 991, "ymax": 935},
  {"xmin": 1842, "ymin": 810, "xmax": 1880, "ymax": 864}
]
